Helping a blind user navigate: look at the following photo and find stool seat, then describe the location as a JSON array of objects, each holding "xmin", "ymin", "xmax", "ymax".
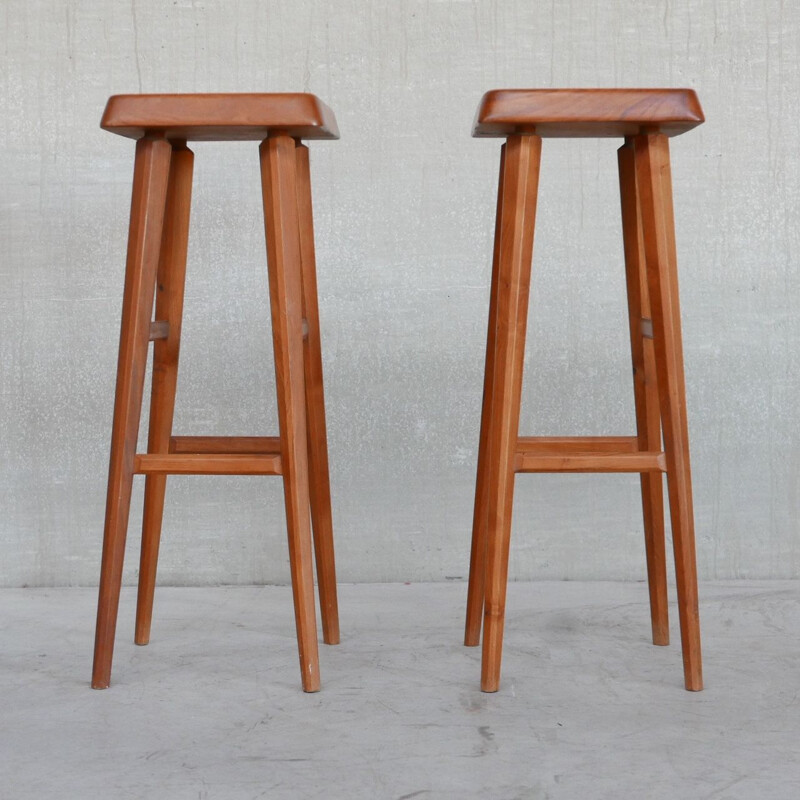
[
  {"xmin": 473, "ymin": 88, "xmax": 704, "ymax": 138},
  {"xmin": 101, "ymin": 93, "xmax": 339, "ymax": 141}
]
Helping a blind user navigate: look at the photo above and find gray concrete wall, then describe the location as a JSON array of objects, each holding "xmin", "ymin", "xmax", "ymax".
[{"xmin": 1, "ymin": 0, "xmax": 798, "ymax": 587}]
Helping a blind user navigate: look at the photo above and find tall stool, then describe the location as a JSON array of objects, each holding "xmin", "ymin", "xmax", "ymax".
[
  {"xmin": 464, "ymin": 89, "xmax": 704, "ymax": 692},
  {"xmin": 93, "ymin": 94, "xmax": 340, "ymax": 692}
]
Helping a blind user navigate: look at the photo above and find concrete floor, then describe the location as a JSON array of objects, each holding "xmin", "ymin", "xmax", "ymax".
[{"xmin": 2, "ymin": 581, "xmax": 799, "ymax": 799}]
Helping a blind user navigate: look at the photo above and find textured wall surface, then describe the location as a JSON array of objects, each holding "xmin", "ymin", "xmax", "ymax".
[{"xmin": 1, "ymin": 1, "xmax": 798, "ymax": 587}]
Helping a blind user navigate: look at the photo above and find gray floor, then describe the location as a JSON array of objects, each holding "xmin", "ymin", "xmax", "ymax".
[{"xmin": 2, "ymin": 581, "xmax": 799, "ymax": 799}]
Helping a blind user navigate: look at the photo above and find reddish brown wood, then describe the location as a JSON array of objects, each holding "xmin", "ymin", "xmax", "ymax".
[
  {"xmin": 467, "ymin": 90, "xmax": 703, "ymax": 693},
  {"xmin": 135, "ymin": 143, "xmax": 194, "ymax": 646},
  {"xmin": 481, "ymin": 134, "xmax": 542, "ymax": 693},
  {"xmin": 464, "ymin": 143, "xmax": 507, "ymax": 648},
  {"xmin": 169, "ymin": 436, "xmax": 280, "ymax": 454},
  {"xmin": 618, "ymin": 139, "xmax": 670, "ymax": 647},
  {"xmin": 295, "ymin": 143, "xmax": 340, "ymax": 645},
  {"xmin": 260, "ymin": 134, "xmax": 321, "ymax": 692},
  {"xmin": 148, "ymin": 321, "xmax": 170, "ymax": 340},
  {"xmin": 516, "ymin": 436, "xmax": 640, "ymax": 453},
  {"xmin": 514, "ymin": 451, "xmax": 666, "ymax": 473},
  {"xmin": 95, "ymin": 94, "xmax": 340, "ymax": 692},
  {"xmin": 92, "ymin": 137, "xmax": 172, "ymax": 689},
  {"xmin": 134, "ymin": 453, "xmax": 282, "ymax": 475},
  {"xmin": 473, "ymin": 89, "xmax": 704, "ymax": 138},
  {"xmin": 634, "ymin": 133, "xmax": 703, "ymax": 691},
  {"xmin": 514, "ymin": 437, "xmax": 665, "ymax": 472},
  {"xmin": 101, "ymin": 93, "xmax": 339, "ymax": 141}
]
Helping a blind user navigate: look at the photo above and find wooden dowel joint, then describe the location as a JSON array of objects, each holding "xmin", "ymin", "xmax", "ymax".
[{"xmin": 148, "ymin": 320, "xmax": 170, "ymax": 340}]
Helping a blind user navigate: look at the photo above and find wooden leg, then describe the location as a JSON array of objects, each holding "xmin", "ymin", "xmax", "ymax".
[
  {"xmin": 465, "ymin": 143, "xmax": 507, "ymax": 647},
  {"xmin": 294, "ymin": 142, "xmax": 340, "ymax": 646},
  {"xmin": 92, "ymin": 137, "xmax": 172, "ymax": 689},
  {"xmin": 618, "ymin": 140, "xmax": 669, "ymax": 647},
  {"xmin": 260, "ymin": 134, "xmax": 321, "ymax": 692},
  {"xmin": 634, "ymin": 134, "xmax": 703, "ymax": 691},
  {"xmin": 480, "ymin": 135, "xmax": 542, "ymax": 692},
  {"xmin": 135, "ymin": 143, "xmax": 194, "ymax": 646}
]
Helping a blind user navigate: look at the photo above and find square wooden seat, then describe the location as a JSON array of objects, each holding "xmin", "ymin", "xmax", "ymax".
[
  {"xmin": 101, "ymin": 93, "xmax": 339, "ymax": 141},
  {"xmin": 473, "ymin": 88, "xmax": 704, "ymax": 138}
]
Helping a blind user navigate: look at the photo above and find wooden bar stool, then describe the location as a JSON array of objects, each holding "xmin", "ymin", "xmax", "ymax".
[
  {"xmin": 463, "ymin": 89, "xmax": 705, "ymax": 693},
  {"xmin": 92, "ymin": 94, "xmax": 340, "ymax": 692}
]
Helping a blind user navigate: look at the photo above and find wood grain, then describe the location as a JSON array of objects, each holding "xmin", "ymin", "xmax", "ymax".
[
  {"xmin": 480, "ymin": 134, "xmax": 542, "ymax": 693},
  {"xmin": 260, "ymin": 134, "xmax": 321, "ymax": 692},
  {"xmin": 169, "ymin": 436, "xmax": 280, "ymax": 454},
  {"xmin": 474, "ymin": 89, "xmax": 704, "ymax": 138},
  {"xmin": 514, "ymin": 451, "xmax": 666, "ymax": 473},
  {"xmin": 464, "ymin": 143, "xmax": 507, "ymax": 648},
  {"xmin": 634, "ymin": 133, "xmax": 703, "ymax": 691},
  {"xmin": 92, "ymin": 137, "xmax": 172, "ymax": 689},
  {"xmin": 296, "ymin": 142, "xmax": 340, "ymax": 646},
  {"xmin": 618, "ymin": 138, "xmax": 670, "ymax": 647},
  {"xmin": 102, "ymin": 93, "xmax": 339, "ymax": 141},
  {"xmin": 135, "ymin": 143, "xmax": 194, "ymax": 646},
  {"xmin": 134, "ymin": 453, "xmax": 282, "ymax": 475},
  {"xmin": 516, "ymin": 435, "xmax": 639, "ymax": 453}
]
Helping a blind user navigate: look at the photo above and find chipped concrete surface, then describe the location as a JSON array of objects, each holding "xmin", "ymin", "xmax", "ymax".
[{"xmin": 1, "ymin": 2, "xmax": 799, "ymax": 586}]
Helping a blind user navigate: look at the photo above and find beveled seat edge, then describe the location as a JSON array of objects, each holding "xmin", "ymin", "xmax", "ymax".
[
  {"xmin": 101, "ymin": 93, "xmax": 339, "ymax": 141},
  {"xmin": 472, "ymin": 88, "xmax": 704, "ymax": 138}
]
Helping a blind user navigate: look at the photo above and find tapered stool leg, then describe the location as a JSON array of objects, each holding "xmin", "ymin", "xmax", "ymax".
[
  {"xmin": 92, "ymin": 137, "xmax": 173, "ymax": 689},
  {"xmin": 465, "ymin": 144, "xmax": 507, "ymax": 647},
  {"xmin": 260, "ymin": 134, "xmax": 321, "ymax": 692},
  {"xmin": 480, "ymin": 135, "xmax": 542, "ymax": 692},
  {"xmin": 618, "ymin": 140, "xmax": 669, "ymax": 646},
  {"xmin": 294, "ymin": 142, "xmax": 340, "ymax": 645},
  {"xmin": 135, "ymin": 143, "xmax": 194, "ymax": 646},
  {"xmin": 634, "ymin": 133, "xmax": 703, "ymax": 691}
]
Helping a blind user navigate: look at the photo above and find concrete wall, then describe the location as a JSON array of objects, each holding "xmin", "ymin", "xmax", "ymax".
[{"xmin": 1, "ymin": 0, "xmax": 798, "ymax": 587}]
